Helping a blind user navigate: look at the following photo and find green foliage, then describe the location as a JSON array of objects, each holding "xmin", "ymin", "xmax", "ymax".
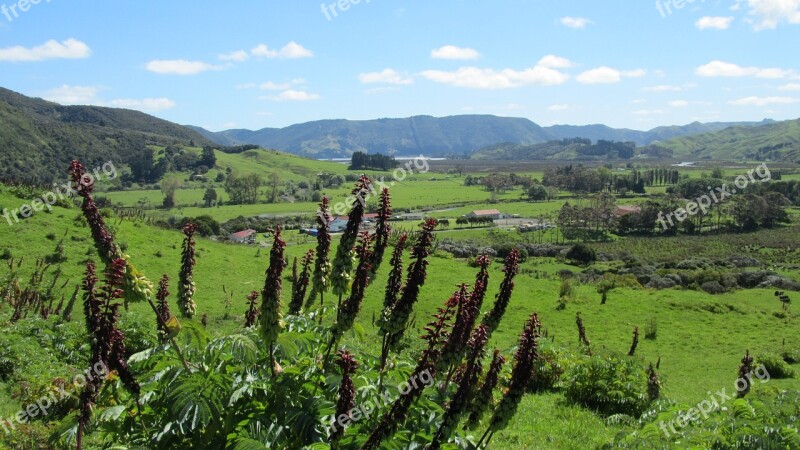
[
  {"xmin": 566, "ymin": 243, "xmax": 597, "ymax": 266},
  {"xmin": 564, "ymin": 353, "xmax": 652, "ymax": 416},
  {"xmin": 756, "ymin": 353, "xmax": 795, "ymax": 379}
]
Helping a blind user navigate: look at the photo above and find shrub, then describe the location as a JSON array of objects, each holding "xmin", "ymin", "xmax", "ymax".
[
  {"xmin": 700, "ymin": 281, "xmax": 726, "ymax": 295},
  {"xmin": 644, "ymin": 318, "xmax": 657, "ymax": 340},
  {"xmin": 563, "ymin": 353, "xmax": 651, "ymax": 416},
  {"xmin": 756, "ymin": 353, "xmax": 795, "ymax": 379},
  {"xmin": 566, "ymin": 244, "xmax": 596, "ymax": 266},
  {"xmin": 529, "ymin": 343, "xmax": 568, "ymax": 392}
]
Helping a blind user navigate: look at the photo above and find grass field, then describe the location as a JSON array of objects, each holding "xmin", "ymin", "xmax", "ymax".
[{"xmin": 1, "ymin": 180, "xmax": 798, "ymax": 448}]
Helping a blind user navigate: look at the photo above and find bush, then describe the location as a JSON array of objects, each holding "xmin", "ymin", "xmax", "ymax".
[
  {"xmin": 566, "ymin": 244, "xmax": 596, "ymax": 266},
  {"xmin": 700, "ymin": 281, "xmax": 726, "ymax": 295},
  {"xmin": 756, "ymin": 353, "xmax": 795, "ymax": 379},
  {"xmin": 563, "ymin": 353, "xmax": 651, "ymax": 416},
  {"xmin": 529, "ymin": 343, "xmax": 568, "ymax": 392}
]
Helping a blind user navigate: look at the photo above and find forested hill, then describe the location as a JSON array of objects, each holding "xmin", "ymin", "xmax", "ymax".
[{"xmin": 0, "ymin": 87, "xmax": 212, "ymax": 183}]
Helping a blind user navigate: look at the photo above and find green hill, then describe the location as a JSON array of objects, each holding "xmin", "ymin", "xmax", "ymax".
[
  {"xmin": 653, "ymin": 118, "xmax": 800, "ymax": 162},
  {"xmin": 0, "ymin": 87, "xmax": 213, "ymax": 183}
]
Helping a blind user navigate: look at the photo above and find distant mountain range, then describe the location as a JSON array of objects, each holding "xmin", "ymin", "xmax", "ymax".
[
  {"xmin": 0, "ymin": 87, "xmax": 212, "ymax": 183},
  {"xmin": 191, "ymin": 116, "xmax": 780, "ymax": 159}
]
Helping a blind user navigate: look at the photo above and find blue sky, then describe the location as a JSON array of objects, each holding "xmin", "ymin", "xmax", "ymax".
[{"xmin": 0, "ymin": 0, "xmax": 798, "ymax": 131}]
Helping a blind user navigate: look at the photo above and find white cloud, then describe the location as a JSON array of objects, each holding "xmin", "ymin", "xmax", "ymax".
[
  {"xmin": 146, "ymin": 59, "xmax": 222, "ymax": 75},
  {"xmin": 560, "ymin": 16, "xmax": 592, "ymax": 28},
  {"xmin": 107, "ymin": 98, "xmax": 176, "ymax": 111},
  {"xmin": 430, "ymin": 45, "xmax": 481, "ymax": 60},
  {"xmin": 537, "ymin": 55, "xmax": 574, "ymax": 69},
  {"xmin": 631, "ymin": 98, "xmax": 647, "ymax": 104},
  {"xmin": 358, "ymin": 69, "xmax": 414, "ymax": 85},
  {"xmin": 43, "ymin": 85, "xmax": 101, "ymax": 104},
  {"xmin": 548, "ymin": 104, "xmax": 571, "ymax": 111},
  {"xmin": 696, "ymin": 60, "xmax": 796, "ymax": 78},
  {"xmin": 695, "ymin": 16, "xmax": 735, "ymax": 29},
  {"xmin": 746, "ymin": 0, "xmax": 800, "ymax": 30},
  {"xmin": 42, "ymin": 85, "xmax": 175, "ymax": 112},
  {"xmin": 633, "ymin": 109, "xmax": 666, "ymax": 115},
  {"xmin": 0, "ymin": 38, "xmax": 91, "ymax": 62},
  {"xmin": 251, "ymin": 41, "xmax": 313, "ymax": 59},
  {"xmin": 668, "ymin": 100, "xmax": 690, "ymax": 107},
  {"xmin": 643, "ymin": 84, "xmax": 683, "ymax": 92},
  {"xmin": 263, "ymin": 90, "xmax": 320, "ymax": 101},
  {"xmin": 576, "ymin": 67, "xmax": 646, "ymax": 84},
  {"xmin": 259, "ymin": 79, "xmax": 305, "ymax": 90},
  {"xmin": 420, "ymin": 64, "xmax": 569, "ymax": 89},
  {"xmin": 729, "ymin": 96, "xmax": 799, "ymax": 105},
  {"xmin": 219, "ymin": 50, "xmax": 249, "ymax": 62},
  {"xmin": 779, "ymin": 82, "xmax": 800, "ymax": 90}
]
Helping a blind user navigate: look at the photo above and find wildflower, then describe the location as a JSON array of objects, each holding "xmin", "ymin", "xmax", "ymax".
[
  {"xmin": 331, "ymin": 351, "xmax": 358, "ymax": 445},
  {"xmin": 381, "ymin": 218, "xmax": 438, "ymax": 352},
  {"xmin": 260, "ymin": 227, "xmax": 287, "ymax": 373},
  {"xmin": 289, "ymin": 250, "xmax": 314, "ymax": 315},
  {"xmin": 479, "ymin": 313, "xmax": 542, "ymax": 448},
  {"xmin": 307, "ymin": 197, "xmax": 333, "ymax": 310},
  {"xmin": 466, "ymin": 349, "xmax": 506, "ymax": 429},
  {"xmin": 369, "ymin": 188, "xmax": 392, "ymax": 279},
  {"xmin": 177, "ymin": 223, "xmax": 197, "ymax": 318},
  {"xmin": 480, "ymin": 250, "xmax": 520, "ymax": 336},
  {"xmin": 331, "ymin": 176, "xmax": 371, "ymax": 297},
  {"xmin": 244, "ymin": 291, "xmax": 260, "ymax": 328},
  {"xmin": 155, "ymin": 275, "xmax": 172, "ymax": 342}
]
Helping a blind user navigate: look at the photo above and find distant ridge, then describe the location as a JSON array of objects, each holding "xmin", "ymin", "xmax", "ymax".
[{"xmin": 193, "ymin": 115, "xmax": 778, "ymax": 159}]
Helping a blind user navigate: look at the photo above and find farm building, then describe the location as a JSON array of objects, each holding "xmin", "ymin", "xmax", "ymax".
[
  {"xmin": 616, "ymin": 206, "xmax": 641, "ymax": 216},
  {"xmin": 466, "ymin": 209, "xmax": 504, "ymax": 220},
  {"xmin": 230, "ymin": 229, "xmax": 257, "ymax": 244}
]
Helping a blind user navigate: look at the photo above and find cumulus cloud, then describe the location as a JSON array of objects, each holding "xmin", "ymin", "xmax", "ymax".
[
  {"xmin": 263, "ymin": 89, "xmax": 320, "ymax": 101},
  {"xmin": 43, "ymin": 85, "xmax": 101, "ymax": 104},
  {"xmin": 107, "ymin": 98, "xmax": 176, "ymax": 111},
  {"xmin": 548, "ymin": 104, "xmax": 571, "ymax": 111},
  {"xmin": 358, "ymin": 69, "xmax": 413, "ymax": 85},
  {"xmin": 430, "ymin": 45, "xmax": 481, "ymax": 60},
  {"xmin": 251, "ymin": 41, "xmax": 313, "ymax": 59},
  {"xmin": 219, "ymin": 50, "xmax": 249, "ymax": 62},
  {"xmin": 643, "ymin": 84, "xmax": 683, "ymax": 92},
  {"xmin": 537, "ymin": 55, "xmax": 574, "ymax": 69},
  {"xmin": 668, "ymin": 100, "xmax": 690, "ymax": 107},
  {"xmin": 746, "ymin": 0, "xmax": 800, "ymax": 30},
  {"xmin": 695, "ymin": 16, "xmax": 735, "ymax": 29},
  {"xmin": 779, "ymin": 82, "xmax": 800, "ymax": 90},
  {"xmin": 696, "ymin": 60, "xmax": 795, "ymax": 78},
  {"xmin": 576, "ymin": 67, "xmax": 645, "ymax": 84},
  {"xmin": 0, "ymin": 38, "xmax": 91, "ymax": 62},
  {"xmin": 729, "ymin": 96, "xmax": 799, "ymax": 105},
  {"xmin": 146, "ymin": 59, "xmax": 223, "ymax": 75},
  {"xmin": 560, "ymin": 16, "xmax": 592, "ymax": 28},
  {"xmin": 42, "ymin": 84, "xmax": 175, "ymax": 112},
  {"xmin": 420, "ymin": 63, "xmax": 569, "ymax": 89}
]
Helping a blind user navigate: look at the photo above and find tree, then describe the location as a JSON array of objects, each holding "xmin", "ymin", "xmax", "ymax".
[
  {"xmin": 528, "ymin": 184, "xmax": 548, "ymax": 202},
  {"xmin": 200, "ymin": 147, "xmax": 217, "ymax": 168},
  {"xmin": 267, "ymin": 172, "xmax": 282, "ymax": 203},
  {"xmin": 203, "ymin": 188, "xmax": 218, "ymax": 207},
  {"xmin": 161, "ymin": 176, "xmax": 180, "ymax": 209},
  {"xmin": 566, "ymin": 243, "xmax": 596, "ymax": 266}
]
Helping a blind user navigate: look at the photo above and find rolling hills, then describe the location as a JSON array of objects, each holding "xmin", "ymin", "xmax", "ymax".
[
  {"xmin": 194, "ymin": 115, "xmax": 780, "ymax": 159},
  {"xmin": 0, "ymin": 87, "xmax": 212, "ymax": 183}
]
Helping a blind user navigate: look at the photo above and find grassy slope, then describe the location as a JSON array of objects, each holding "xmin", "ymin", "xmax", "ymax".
[
  {"xmin": 660, "ymin": 119, "xmax": 800, "ymax": 161},
  {"xmin": 1, "ymin": 184, "xmax": 798, "ymax": 448}
]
